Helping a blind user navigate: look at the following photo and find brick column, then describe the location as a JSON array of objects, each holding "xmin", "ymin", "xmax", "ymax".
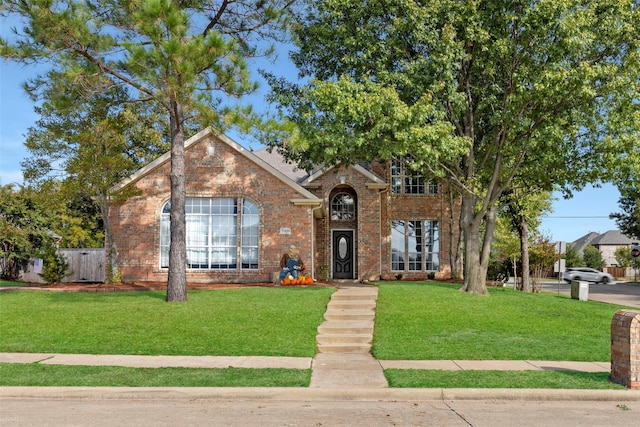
[{"xmin": 610, "ymin": 310, "xmax": 640, "ymax": 389}]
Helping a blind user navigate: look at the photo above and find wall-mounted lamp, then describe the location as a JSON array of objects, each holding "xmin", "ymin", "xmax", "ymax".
[{"xmin": 339, "ymin": 175, "xmax": 346, "ymax": 184}]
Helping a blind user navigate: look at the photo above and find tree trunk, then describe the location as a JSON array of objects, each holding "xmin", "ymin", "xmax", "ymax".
[
  {"xmin": 449, "ymin": 190, "xmax": 463, "ymax": 279},
  {"xmin": 518, "ymin": 216, "xmax": 531, "ymax": 292},
  {"xmin": 98, "ymin": 193, "xmax": 119, "ymax": 283},
  {"xmin": 459, "ymin": 192, "xmax": 489, "ymax": 295},
  {"xmin": 166, "ymin": 100, "xmax": 188, "ymax": 302}
]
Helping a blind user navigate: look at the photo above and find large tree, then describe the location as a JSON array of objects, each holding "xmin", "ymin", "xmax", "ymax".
[
  {"xmin": 501, "ymin": 189, "xmax": 552, "ymax": 292},
  {"xmin": 611, "ymin": 187, "xmax": 640, "ymax": 241},
  {"xmin": 266, "ymin": 0, "xmax": 640, "ymax": 294},
  {"xmin": 1, "ymin": 0, "xmax": 295, "ymax": 301},
  {"xmin": 0, "ymin": 184, "xmax": 56, "ymax": 280}
]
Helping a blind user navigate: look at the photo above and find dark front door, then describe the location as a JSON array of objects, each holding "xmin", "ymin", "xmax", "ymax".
[{"xmin": 333, "ymin": 230, "xmax": 354, "ymax": 279}]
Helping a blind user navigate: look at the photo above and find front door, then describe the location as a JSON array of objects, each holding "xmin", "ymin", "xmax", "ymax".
[{"xmin": 332, "ymin": 230, "xmax": 354, "ymax": 279}]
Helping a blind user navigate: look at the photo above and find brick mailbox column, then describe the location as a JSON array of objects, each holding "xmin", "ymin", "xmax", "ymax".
[{"xmin": 610, "ymin": 310, "xmax": 640, "ymax": 389}]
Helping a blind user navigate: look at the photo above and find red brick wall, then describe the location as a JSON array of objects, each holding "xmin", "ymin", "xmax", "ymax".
[
  {"xmin": 306, "ymin": 163, "xmax": 457, "ymax": 282},
  {"xmin": 307, "ymin": 167, "xmax": 382, "ymax": 281},
  {"xmin": 610, "ymin": 310, "xmax": 640, "ymax": 389},
  {"xmin": 110, "ymin": 133, "xmax": 314, "ymax": 283},
  {"xmin": 110, "ymin": 134, "xmax": 459, "ymax": 284},
  {"xmin": 371, "ymin": 160, "xmax": 457, "ymax": 281}
]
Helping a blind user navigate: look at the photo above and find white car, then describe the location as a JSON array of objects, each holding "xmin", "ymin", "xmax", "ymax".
[{"xmin": 562, "ymin": 267, "xmax": 614, "ymax": 284}]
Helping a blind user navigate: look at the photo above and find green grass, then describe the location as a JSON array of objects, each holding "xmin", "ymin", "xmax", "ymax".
[
  {"xmin": 1, "ymin": 282, "xmax": 634, "ymax": 388},
  {"xmin": 0, "ymin": 363, "xmax": 310, "ymax": 387},
  {"xmin": 373, "ymin": 282, "xmax": 630, "ymax": 361},
  {"xmin": 385, "ymin": 369, "xmax": 625, "ymax": 389},
  {"xmin": 0, "ymin": 280, "xmax": 25, "ymax": 287},
  {"xmin": 0, "ymin": 287, "xmax": 334, "ymax": 357}
]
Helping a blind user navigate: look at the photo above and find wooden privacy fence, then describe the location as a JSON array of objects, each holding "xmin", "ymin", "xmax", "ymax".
[
  {"xmin": 607, "ymin": 266, "xmax": 626, "ymax": 279},
  {"xmin": 60, "ymin": 248, "xmax": 105, "ymax": 283}
]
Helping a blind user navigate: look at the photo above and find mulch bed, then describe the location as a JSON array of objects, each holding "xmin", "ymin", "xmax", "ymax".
[{"xmin": 11, "ymin": 281, "xmax": 334, "ymax": 292}]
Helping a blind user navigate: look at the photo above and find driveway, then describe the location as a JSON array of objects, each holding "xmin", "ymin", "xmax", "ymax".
[{"xmin": 539, "ymin": 280, "xmax": 640, "ymax": 308}]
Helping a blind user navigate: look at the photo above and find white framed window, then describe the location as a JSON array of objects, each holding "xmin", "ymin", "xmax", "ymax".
[
  {"xmin": 391, "ymin": 219, "xmax": 440, "ymax": 272},
  {"xmin": 391, "ymin": 157, "xmax": 439, "ymax": 195},
  {"xmin": 160, "ymin": 198, "xmax": 259, "ymax": 270},
  {"xmin": 331, "ymin": 192, "xmax": 356, "ymax": 220}
]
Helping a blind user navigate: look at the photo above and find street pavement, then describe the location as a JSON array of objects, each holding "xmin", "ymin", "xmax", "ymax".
[
  {"xmin": 2, "ymin": 387, "xmax": 640, "ymax": 426},
  {"xmin": 539, "ymin": 279, "xmax": 640, "ymax": 308}
]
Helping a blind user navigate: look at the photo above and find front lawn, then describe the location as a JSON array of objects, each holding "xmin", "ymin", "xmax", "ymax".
[
  {"xmin": 1, "ymin": 282, "xmax": 634, "ymax": 388},
  {"xmin": 385, "ymin": 369, "xmax": 625, "ymax": 389},
  {"xmin": 373, "ymin": 282, "xmax": 630, "ymax": 361},
  {"xmin": 0, "ymin": 280, "xmax": 26, "ymax": 287},
  {"xmin": 0, "ymin": 363, "xmax": 310, "ymax": 387},
  {"xmin": 0, "ymin": 287, "xmax": 334, "ymax": 357}
]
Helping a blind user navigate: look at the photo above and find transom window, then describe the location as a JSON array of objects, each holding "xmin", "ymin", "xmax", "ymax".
[
  {"xmin": 160, "ymin": 198, "xmax": 259, "ymax": 270},
  {"xmin": 391, "ymin": 220, "xmax": 440, "ymax": 271},
  {"xmin": 391, "ymin": 157, "xmax": 439, "ymax": 195},
  {"xmin": 331, "ymin": 192, "xmax": 356, "ymax": 220}
]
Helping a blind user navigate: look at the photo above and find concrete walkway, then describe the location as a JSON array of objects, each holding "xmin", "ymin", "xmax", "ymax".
[
  {"xmin": 311, "ymin": 285, "xmax": 388, "ymax": 388},
  {"xmin": 0, "ymin": 352, "xmax": 612, "ymax": 373},
  {"xmin": 0, "ymin": 283, "xmax": 615, "ymax": 386}
]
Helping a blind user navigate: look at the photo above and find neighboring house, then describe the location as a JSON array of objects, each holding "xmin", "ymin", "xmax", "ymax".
[
  {"xmin": 571, "ymin": 230, "xmax": 637, "ymax": 267},
  {"xmin": 109, "ymin": 127, "xmax": 459, "ymax": 284}
]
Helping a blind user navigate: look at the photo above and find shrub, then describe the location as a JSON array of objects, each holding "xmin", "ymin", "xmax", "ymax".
[
  {"xmin": 39, "ymin": 246, "xmax": 70, "ymax": 284},
  {"xmin": 583, "ymin": 245, "xmax": 605, "ymax": 270},
  {"xmin": 564, "ymin": 244, "xmax": 583, "ymax": 268}
]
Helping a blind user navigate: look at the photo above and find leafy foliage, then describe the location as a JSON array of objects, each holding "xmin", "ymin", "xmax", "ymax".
[
  {"xmin": 610, "ymin": 186, "xmax": 640, "ymax": 241},
  {"xmin": 38, "ymin": 245, "xmax": 69, "ymax": 284},
  {"xmin": 583, "ymin": 246, "xmax": 606, "ymax": 270},
  {"xmin": 2, "ymin": 0, "xmax": 296, "ymax": 299},
  {"xmin": 0, "ymin": 184, "xmax": 55, "ymax": 280},
  {"xmin": 528, "ymin": 236, "xmax": 558, "ymax": 291},
  {"xmin": 267, "ymin": 0, "xmax": 640, "ymax": 294},
  {"xmin": 564, "ymin": 245, "xmax": 584, "ymax": 268},
  {"xmin": 614, "ymin": 246, "xmax": 640, "ymax": 271}
]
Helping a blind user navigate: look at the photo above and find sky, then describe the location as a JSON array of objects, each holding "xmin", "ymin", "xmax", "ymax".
[{"xmin": 0, "ymin": 25, "xmax": 623, "ymax": 245}]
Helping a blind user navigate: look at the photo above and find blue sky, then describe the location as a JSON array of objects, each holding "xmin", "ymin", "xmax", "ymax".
[{"xmin": 0, "ymin": 38, "xmax": 622, "ymax": 244}]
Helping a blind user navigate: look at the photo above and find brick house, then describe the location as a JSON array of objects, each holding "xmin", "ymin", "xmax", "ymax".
[
  {"xmin": 570, "ymin": 230, "xmax": 639, "ymax": 278},
  {"xmin": 572, "ymin": 230, "xmax": 636, "ymax": 267},
  {"xmin": 109, "ymin": 127, "xmax": 459, "ymax": 284}
]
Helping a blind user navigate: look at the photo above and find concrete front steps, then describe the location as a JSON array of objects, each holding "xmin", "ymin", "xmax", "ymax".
[
  {"xmin": 316, "ymin": 286, "xmax": 377, "ymax": 354},
  {"xmin": 310, "ymin": 285, "xmax": 388, "ymax": 388}
]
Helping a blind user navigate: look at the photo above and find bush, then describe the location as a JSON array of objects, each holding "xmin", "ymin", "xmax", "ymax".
[
  {"xmin": 564, "ymin": 245, "xmax": 583, "ymax": 268},
  {"xmin": 583, "ymin": 245, "xmax": 605, "ymax": 270},
  {"xmin": 40, "ymin": 246, "xmax": 70, "ymax": 284}
]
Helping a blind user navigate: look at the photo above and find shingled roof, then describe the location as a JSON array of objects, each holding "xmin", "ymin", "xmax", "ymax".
[
  {"xmin": 570, "ymin": 232, "xmax": 600, "ymax": 253},
  {"xmin": 591, "ymin": 230, "xmax": 636, "ymax": 246},
  {"xmin": 571, "ymin": 230, "xmax": 636, "ymax": 255}
]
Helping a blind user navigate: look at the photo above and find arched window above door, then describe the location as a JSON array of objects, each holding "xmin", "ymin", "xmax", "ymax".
[{"xmin": 331, "ymin": 192, "xmax": 355, "ymax": 220}]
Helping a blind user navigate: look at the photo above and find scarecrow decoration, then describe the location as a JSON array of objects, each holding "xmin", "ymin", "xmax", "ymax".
[{"xmin": 279, "ymin": 245, "xmax": 313, "ymax": 285}]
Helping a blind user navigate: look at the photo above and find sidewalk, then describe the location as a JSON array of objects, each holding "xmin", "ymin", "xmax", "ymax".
[{"xmin": 0, "ymin": 351, "xmax": 612, "ymax": 373}]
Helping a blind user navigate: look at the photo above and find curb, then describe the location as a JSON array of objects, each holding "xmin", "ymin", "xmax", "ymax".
[{"xmin": 2, "ymin": 386, "xmax": 639, "ymax": 402}]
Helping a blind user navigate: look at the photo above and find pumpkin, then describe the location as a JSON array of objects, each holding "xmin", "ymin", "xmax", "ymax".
[
  {"xmin": 282, "ymin": 276, "xmax": 291, "ymax": 286},
  {"xmin": 306, "ymin": 276, "xmax": 314, "ymax": 285}
]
